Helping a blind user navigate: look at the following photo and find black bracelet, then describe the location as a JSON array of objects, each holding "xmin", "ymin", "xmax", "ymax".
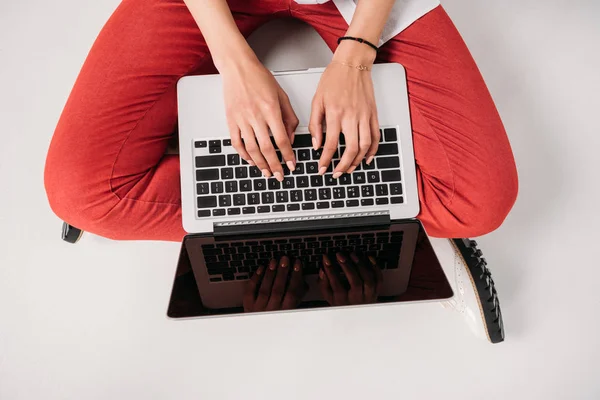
[{"xmin": 337, "ymin": 36, "xmax": 379, "ymax": 52}]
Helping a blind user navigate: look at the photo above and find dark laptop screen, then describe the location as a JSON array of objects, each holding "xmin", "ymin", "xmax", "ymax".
[{"xmin": 167, "ymin": 220, "xmax": 452, "ymax": 318}]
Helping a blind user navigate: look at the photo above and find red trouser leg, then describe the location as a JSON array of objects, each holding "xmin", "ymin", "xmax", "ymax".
[
  {"xmin": 293, "ymin": 4, "xmax": 518, "ymax": 238},
  {"xmin": 44, "ymin": 0, "xmax": 286, "ymax": 241}
]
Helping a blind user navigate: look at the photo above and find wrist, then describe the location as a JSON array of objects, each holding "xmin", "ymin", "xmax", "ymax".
[
  {"xmin": 211, "ymin": 34, "xmax": 258, "ymax": 73},
  {"xmin": 333, "ymin": 40, "xmax": 377, "ymax": 66}
]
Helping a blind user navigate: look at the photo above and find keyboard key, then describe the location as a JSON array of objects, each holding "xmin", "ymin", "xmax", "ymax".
[
  {"xmin": 376, "ymin": 198, "xmax": 389, "ymax": 205},
  {"xmin": 261, "ymin": 192, "xmax": 274, "ymax": 204},
  {"xmin": 361, "ymin": 185, "xmax": 374, "ymax": 197},
  {"xmin": 382, "ymin": 170, "xmax": 402, "ymax": 182},
  {"xmin": 339, "ymin": 134, "xmax": 346, "ymax": 145},
  {"xmin": 376, "ymin": 156, "xmax": 400, "ymax": 169},
  {"xmin": 209, "ymin": 140, "xmax": 220, "ymax": 147},
  {"xmin": 241, "ymin": 158, "xmax": 249, "ymax": 165},
  {"xmin": 196, "ymin": 155, "xmax": 225, "ymax": 168},
  {"xmin": 242, "ymin": 207, "xmax": 256, "ymax": 214},
  {"xmin": 223, "ymin": 139, "xmax": 232, "ymax": 146},
  {"xmin": 283, "ymin": 177, "xmax": 295, "ymax": 189},
  {"xmin": 223, "ymin": 272, "xmax": 235, "ymax": 281},
  {"xmin": 247, "ymin": 193, "xmax": 260, "ymax": 205},
  {"xmin": 362, "ymin": 159, "xmax": 375, "ymax": 170},
  {"xmin": 258, "ymin": 206, "xmax": 270, "ymax": 213},
  {"xmin": 361, "ymin": 199, "xmax": 374, "ymax": 206},
  {"xmin": 339, "ymin": 174, "xmax": 352, "ymax": 185},
  {"xmin": 219, "ymin": 195, "xmax": 232, "ymax": 207},
  {"xmin": 293, "ymin": 163, "xmax": 304, "ymax": 175},
  {"xmin": 282, "ymin": 163, "xmax": 291, "ymax": 175},
  {"xmin": 293, "ymin": 134, "xmax": 313, "ymax": 148},
  {"xmin": 209, "ymin": 277, "xmax": 222, "ymax": 282},
  {"xmin": 254, "ymin": 179, "xmax": 267, "ymax": 191},
  {"xmin": 291, "ymin": 190, "xmax": 303, "ymax": 202},
  {"xmin": 318, "ymin": 188, "xmax": 332, "ymax": 200},
  {"xmin": 198, "ymin": 210, "xmax": 211, "ymax": 218},
  {"xmin": 311, "ymin": 175, "xmax": 323, "ymax": 187},
  {"xmin": 306, "ymin": 162, "xmax": 319, "ymax": 174},
  {"xmin": 346, "ymin": 200, "xmax": 359, "ymax": 207},
  {"xmin": 273, "ymin": 205, "xmax": 285, "ymax": 212},
  {"xmin": 275, "ymin": 151, "xmax": 282, "ymax": 162},
  {"xmin": 268, "ymin": 179, "xmax": 281, "ymax": 190},
  {"xmin": 312, "ymin": 148, "xmax": 323, "ymax": 160},
  {"xmin": 249, "ymin": 166, "xmax": 262, "ymax": 177},
  {"xmin": 195, "ymin": 141, "xmax": 207, "ymax": 148},
  {"xmin": 367, "ymin": 171, "xmax": 380, "ymax": 183},
  {"xmin": 302, "ymin": 203, "xmax": 315, "ymax": 210},
  {"xmin": 287, "ymin": 204, "xmax": 300, "ymax": 211},
  {"xmin": 390, "ymin": 183, "xmax": 403, "ymax": 195},
  {"xmin": 305, "ymin": 189, "xmax": 317, "ymax": 201},
  {"xmin": 332, "ymin": 201, "xmax": 344, "ymax": 208},
  {"xmin": 225, "ymin": 181, "xmax": 238, "ymax": 193},
  {"xmin": 298, "ymin": 149, "xmax": 311, "ymax": 161},
  {"xmin": 213, "ymin": 208, "xmax": 226, "ymax": 216},
  {"xmin": 227, "ymin": 154, "xmax": 240, "ymax": 165},
  {"xmin": 209, "ymin": 145, "xmax": 221, "ymax": 154},
  {"xmin": 325, "ymin": 175, "xmax": 337, "ymax": 186},
  {"xmin": 211, "ymin": 182, "xmax": 224, "ymax": 193},
  {"xmin": 221, "ymin": 168, "xmax": 234, "ymax": 180},
  {"xmin": 376, "ymin": 184, "xmax": 388, "ymax": 196},
  {"xmin": 196, "ymin": 169, "xmax": 219, "ymax": 181},
  {"xmin": 391, "ymin": 196, "xmax": 404, "ymax": 204},
  {"xmin": 197, "ymin": 183, "xmax": 209, "ymax": 195},
  {"xmin": 376, "ymin": 143, "xmax": 399, "ymax": 156},
  {"xmin": 228, "ymin": 207, "xmax": 241, "ymax": 215},
  {"xmin": 384, "ymin": 128, "xmax": 397, "ymax": 142},
  {"xmin": 347, "ymin": 186, "xmax": 360, "ymax": 198},
  {"xmin": 317, "ymin": 202, "xmax": 330, "ymax": 209},
  {"xmin": 197, "ymin": 196, "xmax": 217, "ymax": 209},
  {"xmin": 235, "ymin": 167, "xmax": 248, "ymax": 179},
  {"xmin": 333, "ymin": 187, "xmax": 345, "ymax": 199},
  {"xmin": 352, "ymin": 172, "xmax": 366, "ymax": 184},
  {"xmin": 296, "ymin": 176, "xmax": 309, "ymax": 188},
  {"xmin": 276, "ymin": 191, "xmax": 288, "ymax": 203},
  {"xmin": 240, "ymin": 180, "xmax": 252, "ymax": 191},
  {"xmin": 233, "ymin": 194, "xmax": 245, "ymax": 206}
]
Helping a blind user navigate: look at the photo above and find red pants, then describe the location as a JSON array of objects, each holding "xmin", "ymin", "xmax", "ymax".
[{"xmin": 44, "ymin": 0, "xmax": 518, "ymax": 241}]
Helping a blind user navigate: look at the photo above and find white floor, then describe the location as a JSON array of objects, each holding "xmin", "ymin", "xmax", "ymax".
[{"xmin": 1, "ymin": 1, "xmax": 600, "ymax": 399}]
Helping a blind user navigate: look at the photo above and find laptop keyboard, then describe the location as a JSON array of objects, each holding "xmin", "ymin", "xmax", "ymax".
[
  {"xmin": 193, "ymin": 127, "xmax": 404, "ymax": 219},
  {"xmin": 202, "ymin": 231, "xmax": 403, "ymax": 282}
]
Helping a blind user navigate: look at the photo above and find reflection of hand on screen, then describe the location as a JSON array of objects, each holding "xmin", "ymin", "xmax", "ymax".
[
  {"xmin": 243, "ymin": 256, "xmax": 308, "ymax": 312},
  {"xmin": 319, "ymin": 253, "xmax": 383, "ymax": 306}
]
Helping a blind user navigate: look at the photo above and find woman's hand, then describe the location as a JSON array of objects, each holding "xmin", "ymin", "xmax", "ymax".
[
  {"xmin": 243, "ymin": 256, "xmax": 307, "ymax": 312},
  {"xmin": 309, "ymin": 42, "xmax": 380, "ymax": 178},
  {"xmin": 221, "ymin": 57, "xmax": 298, "ymax": 182},
  {"xmin": 319, "ymin": 252, "xmax": 383, "ymax": 306}
]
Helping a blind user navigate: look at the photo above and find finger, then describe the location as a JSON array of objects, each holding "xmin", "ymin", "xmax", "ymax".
[
  {"xmin": 336, "ymin": 252, "xmax": 362, "ymax": 289},
  {"xmin": 369, "ymin": 256, "xmax": 384, "ymax": 296},
  {"xmin": 282, "ymin": 259, "xmax": 305, "ymax": 310},
  {"xmin": 243, "ymin": 265, "xmax": 264, "ymax": 312},
  {"xmin": 308, "ymin": 97, "xmax": 325, "ymax": 150},
  {"xmin": 254, "ymin": 259, "xmax": 277, "ymax": 311},
  {"xmin": 318, "ymin": 269, "xmax": 334, "ymax": 305},
  {"xmin": 349, "ymin": 118, "xmax": 371, "ymax": 171},
  {"xmin": 334, "ymin": 120, "xmax": 358, "ymax": 176},
  {"xmin": 320, "ymin": 113, "xmax": 342, "ymax": 175},
  {"xmin": 228, "ymin": 121, "xmax": 254, "ymax": 166},
  {"xmin": 278, "ymin": 87, "xmax": 299, "ymax": 144},
  {"xmin": 322, "ymin": 254, "xmax": 346, "ymax": 305},
  {"xmin": 241, "ymin": 125, "xmax": 270, "ymax": 175},
  {"xmin": 267, "ymin": 116, "xmax": 296, "ymax": 174},
  {"xmin": 254, "ymin": 122, "xmax": 284, "ymax": 181},
  {"xmin": 351, "ymin": 253, "xmax": 376, "ymax": 301},
  {"xmin": 365, "ymin": 114, "xmax": 380, "ymax": 166},
  {"xmin": 266, "ymin": 256, "xmax": 291, "ymax": 311}
]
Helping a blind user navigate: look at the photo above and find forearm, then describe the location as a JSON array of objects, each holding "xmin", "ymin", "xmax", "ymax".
[
  {"xmin": 183, "ymin": 0, "xmax": 256, "ymax": 71},
  {"xmin": 333, "ymin": 0, "xmax": 395, "ymax": 64}
]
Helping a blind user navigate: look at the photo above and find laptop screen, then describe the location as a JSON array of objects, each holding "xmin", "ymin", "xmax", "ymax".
[{"xmin": 167, "ymin": 220, "xmax": 452, "ymax": 318}]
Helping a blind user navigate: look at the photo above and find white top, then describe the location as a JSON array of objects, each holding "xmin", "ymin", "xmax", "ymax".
[{"xmin": 294, "ymin": 0, "xmax": 440, "ymax": 46}]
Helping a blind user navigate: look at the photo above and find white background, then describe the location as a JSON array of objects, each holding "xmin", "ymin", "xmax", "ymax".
[{"xmin": 1, "ymin": 0, "xmax": 600, "ymax": 399}]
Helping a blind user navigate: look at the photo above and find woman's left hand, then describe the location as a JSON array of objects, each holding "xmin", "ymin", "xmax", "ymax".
[{"xmin": 309, "ymin": 44, "xmax": 380, "ymax": 178}]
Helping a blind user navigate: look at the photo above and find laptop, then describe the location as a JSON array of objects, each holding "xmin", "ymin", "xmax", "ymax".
[{"xmin": 176, "ymin": 63, "xmax": 420, "ymax": 309}]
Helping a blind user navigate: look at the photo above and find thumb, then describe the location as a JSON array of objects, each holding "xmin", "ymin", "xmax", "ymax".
[{"xmin": 308, "ymin": 97, "xmax": 324, "ymax": 150}]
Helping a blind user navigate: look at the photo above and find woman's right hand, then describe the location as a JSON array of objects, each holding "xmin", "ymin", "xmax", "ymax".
[{"xmin": 220, "ymin": 57, "xmax": 299, "ymax": 182}]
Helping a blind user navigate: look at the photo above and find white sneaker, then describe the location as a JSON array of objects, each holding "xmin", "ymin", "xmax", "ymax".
[{"xmin": 430, "ymin": 238, "xmax": 504, "ymax": 344}]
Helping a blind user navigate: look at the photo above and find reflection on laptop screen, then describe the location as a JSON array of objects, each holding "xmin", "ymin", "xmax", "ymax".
[{"xmin": 167, "ymin": 220, "xmax": 452, "ymax": 318}]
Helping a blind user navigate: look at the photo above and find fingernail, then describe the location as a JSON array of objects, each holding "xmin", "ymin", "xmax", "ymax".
[
  {"xmin": 366, "ymin": 156, "xmax": 374, "ymax": 165},
  {"xmin": 262, "ymin": 169, "xmax": 271, "ymax": 177},
  {"xmin": 318, "ymin": 166, "xmax": 327, "ymax": 175},
  {"xmin": 286, "ymin": 160, "xmax": 295, "ymax": 171},
  {"xmin": 323, "ymin": 254, "xmax": 332, "ymax": 266},
  {"xmin": 256, "ymin": 266, "xmax": 264, "ymax": 275},
  {"xmin": 319, "ymin": 269, "xmax": 325, "ymax": 279},
  {"xmin": 350, "ymin": 253, "xmax": 360, "ymax": 263},
  {"xmin": 269, "ymin": 260, "xmax": 277, "ymax": 270},
  {"xmin": 347, "ymin": 166, "xmax": 356, "ymax": 174},
  {"xmin": 332, "ymin": 172, "xmax": 342, "ymax": 179},
  {"xmin": 280, "ymin": 256, "xmax": 289, "ymax": 268},
  {"xmin": 274, "ymin": 171, "xmax": 283, "ymax": 182},
  {"xmin": 248, "ymin": 161, "xmax": 256, "ymax": 166},
  {"xmin": 294, "ymin": 260, "xmax": 301, "ymax": 272},
  {"xmin": 312, "ymin": 137, "xmax": 318, "ymax": 150},
  {"xmin": 368, "ymin": 256, "xmax": 377, "ymax": 265},
  {"xmin": 336, "ymin": 252, "xmax": 347, "ymax": 263}
]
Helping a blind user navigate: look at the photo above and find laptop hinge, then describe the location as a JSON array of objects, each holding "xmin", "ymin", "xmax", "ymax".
[{"xmin": 213, "ymin": 211, "xmax": 390, "ymax": 237}]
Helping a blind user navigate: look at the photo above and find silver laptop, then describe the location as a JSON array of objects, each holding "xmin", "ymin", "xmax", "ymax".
[{"xmin": 177, "ymin": 63, "xmax": 420, "ymax": 309}]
